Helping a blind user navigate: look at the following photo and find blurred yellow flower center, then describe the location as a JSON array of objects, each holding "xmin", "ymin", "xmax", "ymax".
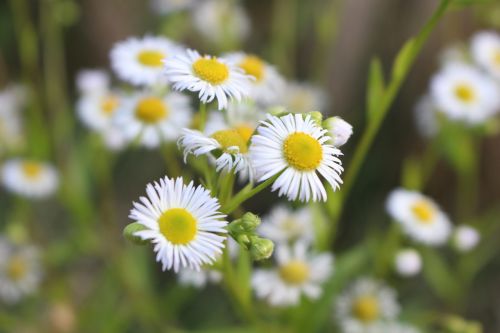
[
  {"xmin": 137, "ymin": 50, "xmax": 165, "ymax": 67},
  {"xmin": 7, "ymin": 256, "xmax": 27, "ymax": 281},
  {"xmin": 239, "ymin": 55, "xmax": 265, "ymax": 82},
  {"xmin": 101, "ymin": 95, "xmax": 119, "ymax": 115},
  {"xmin": 493, "ymin": 50, "xmax": 500, "ymax": 66},
  {"xmin": 135, "ymin": 97, "xmax": 168, "ymax": 124},
  {"xmin": 22, "ymin": 162, "xmax": 42, "ymax": 179},
  {"xmin": 353, "ymin": 295, "xmax": 379, "ymax": 322},
  {"xmin": 290, "ymin": 93, "xmax": 312, "ymax": 113},
  {"xmin": 279, "ymin": 260, "xmax": 309, "ymax": 285},
  {"xmin": 234, "ymin": 125, "xmax": 254, "ymax": 143},
  {"xmin": 411, "ymin": 200, "xmax": 435, "ymax": 223},
  {"xmin": 282, "ymin": 218, "xmax": 301, "ymax": 236},
  {"xmin": 211, "ymin": 129, "xmax": 249, "ymax": 153},
  {"xmin": 158, "ymin": 208, "xmax": 197, "ymax": 245},
  {"xmin": 283, "ymin": 132, "xmax": 323, "ymax": 171},
  {"xmin": 454, "ymin": 84, "xmax": 476, "ymax": 103},
  {"xmin": 192, "ymin": 58, "xmax": 229, "ymax": 85}
]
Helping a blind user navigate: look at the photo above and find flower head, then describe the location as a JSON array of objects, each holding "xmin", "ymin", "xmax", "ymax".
[
  {"xmin": 259, "ymin": 205, "xmax": 315, "ymax": 245},
  {"xmin": 394, "ymin": 248, "xmax": 422, "ymax": 277},
  {"xmin": 323, "ymin": 116, "xmax": 353, "ymax": 147},
  {"xmin": 471, "ymin": 31, "xmax": 500, "ymax": 80},
  {"xmin": 453, "ymin": 225, "xmax": 480, "ymax": 252}
]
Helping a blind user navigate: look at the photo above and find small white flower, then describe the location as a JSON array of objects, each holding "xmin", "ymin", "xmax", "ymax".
[
  {"xmin": 178, "ymin": 267, "xmax": 222, "ymax": 288},
  {"xmin": 252, "ymin": 242, "xmax": 333, "ymax": 307},
  {"xmin": 413, "ymin": 95, "xmax": 440, "ymax": 139},
  {"xmin": 471, "ymin": 31, "xmax": 500, "ymax": 80},
  {"xmin": 431, "ymin": 62, "xmax": 500, "ymax": 124},
  {"xmin": 335, "ymin": 278, "xmax": 400, "ymax": 333},
  {"xmin": 453, "ymin": 225, "xmax": 480, "ymax": 252},
  {"xmin": 323, "ymin": 116, "xmax": 353, "ymax": 147},
  {"xmin": 386, "ymin": 189, "xmax": 451, "ymax": 246},
  {"xmin": 259, "ymin": 205, "xmax": 315, "ymax": 245},
  {"xmin": 111, "ymin": 36, "xmax": 181, "ymax": 86},
  {"xmin": 129, "ymin": 176, "xmax": 228, "ymax": 272},
  {"xmin": 76, "ymin": 69, "xmax": 110, "ymax": 95},
  {"xmin": 394, "ymin": 248, "xmax": 422, "ymax": 277},
  {"xmin": 77, "ymin": 90, "xmax": 122, "ymax": 132},
  {"xmin": 249, "ymin": 113, "xmax": 343, "ymax": 202},
  {"xmin": 224, "ymin": 52, "xmax": 286, "ymax": 106},
  {"xmin": 115, "ymin": 91, "xmax": 192, "ymax": 148},
  {"xmin": 165, "ymin": 49, "xmax": 251, "ymax": 110},
  {"xmin": 151, "ymin": 0, "xmax": 196, "ymax": 15},
  {"xmin": 1, "ymin": 159, "xmax": 59, "ymax": 199},
  {"xmin": 283, "ymin": 82, "xmax": 327, "ymax": 114},
  {"xmin": 0, "ymin": 238, "xmax": 42, "ymax": 304}
]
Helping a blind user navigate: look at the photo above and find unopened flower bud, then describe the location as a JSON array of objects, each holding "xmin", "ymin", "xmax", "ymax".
[
  {"xmin": 453, "ymin": 225, "xmax": 480, "ymax": 253},
  {"xmin": 394, "ymin": 248, "xmax": 422, "ymax": 277},
  {"xmin": 323, "ymin": 116, "xmax": 353, "ymax": 147},
  {"xmin": 249, "ymin": 237, "xmax": 274, "ymax": 261},
  {"xmin": 123, "ymin": 222, "xmax": 149, "ymax": 245},
  {"xmin": 306, "ymin": 111, "xmax": 323, "ymax": 126},
  {"xmin": 241, "ymin": 212, "xmax": 261, "ymax": 231}
]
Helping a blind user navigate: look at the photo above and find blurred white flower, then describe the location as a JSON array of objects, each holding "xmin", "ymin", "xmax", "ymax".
[
  {"xmin": 0, "ymin": 85, "xmax": 25, "ymax": 153},
  {"xmin": 178, "ymin": 267, "xmax": 222, "ymax": 288},
  {"xmin": 76, "ymin": 69, "xmax": 110, "ymax": 95},
  {"xmin": 259, "ymin": 205, "xmax": 315, "ymax": 245},
  {"xmin": 323, "ymin": 116, "xmax": 353, "ymax": 147},
  {"xmin": 471, "ymin": 31, "xmax": 500, "ymax": 80},
  {"xmin": 283, "ymin": 82, "xmax": 327, "ymax": 114},
  {"xmin": 1, "ymin": 159, "xmax": 59, "ymax": 199},
  {"xmin": 77, "ymin": 89, "xmax": 122, "ymax": 132},
  {"xmin": 252, "ymin": 242, "xmax": 333, "ymax": 307},
  {"xmin": 453, "ymin": 225, "xmax": 480, "ymax": 253},
  {"xmin": 413, "ymin": 95, "xmax": 440, "ymax": 139},
  {"xmin": 386, "ymin": 189, "xmax": 451, "ymax": 246},
  {"xmin": 394, "ymin": 248, "xmax": 422, "ymax": 277},
  {"xmin": 151, "ymin": 0, "xmax": 196, "ymax": 15}
]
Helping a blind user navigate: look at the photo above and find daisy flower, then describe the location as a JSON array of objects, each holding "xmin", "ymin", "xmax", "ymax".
[
  {"xmin": 259, "ymin": 205, "xmax": 315, "ymax": 245},
  {"xmin": 224, "ymin": 52, "xmax": 285, "ymax": 105},
  {"xmin": 386, "ymin": 189, "xmax": 452, "ymax": 246},
  {"xmin": 471, "ymin": 31, "xmax": 500, "ymax": 80},
  {"xmin": 323, "ymin": 116, "xmax": 353, "ymax": 147},
  {"xmin": 0, "ymin": 238, "xmax": 42, "ymax": 304},
  {"xmin": 115, "ymin": 91, "xmax": 192, "ymax": 148},
  {"xmin": 77, "ymin": 89, "xmax": 122, "ymax": 132},
  {"xmin": 151, "ymin": 0, "xmax": 196, "ymax": 15},
  {"xmin": 249, "ymin": 113, "xmax": 343, "ymax": 202},
  {"xmin": 430, "ymin": 62, "xmax": 500, "ymax": 124},
  {"xmin": 164, "ymin": 49, "xmax": 252, "ymax": 110},
  {"xmin": 452, "ymin": 225, "xmax": 480, "ymax": 252},
  {"xmin": 283, "ymin": 82, "xmax": 327, "ymax": 114},
  {"xmin": 128, "ymin": 176, "xmax": 228, "ymax": 272},
  {"xmin": 252, "ymin": 242, "xmax": 333, "ymax": 307},
  {"xmin": 1, "ymin": 159, "xmax": 59, "ymax": 199},
  {"xmin": 111, "ymin": 36, "xmax": 181, "ymax": 86},
  {"xmin": 394, "ymin": 248, "xmax": 422, "ymax": 277},
  {"xmin": 178, "ymin": 267, "xmax": 222, "ymax": 288},
  {"xmin": 335, "ymin": 278, "xmax": 400, "ymax": 333},
  {"xmin": 76, "ymin": 69, "xmax": 110, "ymax": 95}
]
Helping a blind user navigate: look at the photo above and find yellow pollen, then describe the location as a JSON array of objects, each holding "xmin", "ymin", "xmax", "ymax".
[
  {"xmin": 411, "ymin": 200, "xmax": 435, "ymax": 223},
  {"xmin": 494, "ymin": 50, "xmax": 500, "ymax": 67},
  {"xmin": 192, "ymin": 58, "xmax": 229, "ymax": 85},
  {"xmin": 279, "ymin": 260, "xmax": 309, "ymax": 285},
  {"xmin": 211, "ymin": 129, "xmax": 249, "ymax": 153},
  {"xmin": 22, "ymin": 162, "xmax": 42, "ymax": 179},
  {"xmin": 454, "ymin": 84, "xmax": 476, "ymax": 103},
  {"xmin": 234, "ymin": 125, "xmax": 254, "ymax": 144},
  {"xmin": 135, "ymin": 97, "xmax": 168, "ymax": 124},
  {"xmin": 137, "ymin": 50, "xmax": 165, "ymax": 67},
  {"xmin": 283, "ymin": 132, "xmax": 323, "ymax": 171},
  {"xmin": 353, "ymin": 296, "xmax": 380, "ymax": 323},
  {"xmin": 158, "ymin": 208, "xmax": 197, "ymax": 245},
  {"xmin": 239, "ymin": 55, "xmax": 265, "ymax": 82},
  {"xmin": 7, "ymin": 256, "xmax": 27, "ymax": 281},
  {"xmin": 100, "ymin": 95, "xmax": 119, "ymax": 115}
]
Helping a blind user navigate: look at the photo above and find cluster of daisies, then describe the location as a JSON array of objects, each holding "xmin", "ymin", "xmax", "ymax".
[{"xmin": 415, "ymin": 30, "xmax": 500, "ymax": 137}]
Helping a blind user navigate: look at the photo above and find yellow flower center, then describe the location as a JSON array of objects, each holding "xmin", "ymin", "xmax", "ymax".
[
  {"xmin": 493, "ymin": 50, "xmax": 500, "ymax": 67},
  {"xmin": 283, "ymin": 132, "xmax": 323, "ymax": 171},
  {"xmin": 211, "ymin": 129, "xmax": 249, "ymax": 153},
  {"xmin": 454, "ymin": 83, "xmax": 476, "ymax": 103},
  {"xmin": 137, "ymin": 50, "xmax": 165, "ymax": 67},
  {"xmin": 279, "ymin": 260, "xmax": 309, "ymax": 285},
  {"xmin": 7, "ymin": 256, "xmax": 27, "ymax": 281},
  {"xmin": 192, "ymin": 58, "xmax": 229, "ymax": 85},
  {"xmin": 158, "ymin": 208, "xmax": 197, "ymax": 245},
  {"xmin": 234, "ymin": 125, "xmax": 255, "ymax": 143},
  {"xmin": 239, "ymin": 55, "xmax": 265, "ymax": 82},
  {"xmin": 135, "ymin": 97, "xmax": 168, "ymax": 124},
  {"xmin": 100, "ymin": 95, "xmax": 119, "ymax": 115},
  {"xmin": 411, "ymin": 200, "xmax": 435, "ymax": 223},
  {"xmin": 353, "ymin": 295, "xmax": 380, "ymax": 323},
  {"xmin": 22, "ymin": 162, "xmax": 42, "ymax": 179}
]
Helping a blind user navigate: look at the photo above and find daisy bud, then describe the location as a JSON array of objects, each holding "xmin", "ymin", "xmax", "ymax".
[
  {"xmin": 306, "ymin": 111, "xmax": 323, "ymax": 126},
  {"xmin": 240, "ymin": 212, "xmax": 261, "ymax": 231},
  {"xmin": 453, "ymin": 225, "xmax": 480, "ymax": 253},
  {"xmin": 394, "ymin": 248, "xmax": 422, "ymax": 277},
  {"xmin": 123, "ymin": 223, "xmax": 149, "ymax": 245},
  {"xmin": 323, "ymin": 116, "xmax": 353, "ymax": 147},
  {"xmin": 249, "ymin": 237, "xmax": 274, "ymax": 261}
]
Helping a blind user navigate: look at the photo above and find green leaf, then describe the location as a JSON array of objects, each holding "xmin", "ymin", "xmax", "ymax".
[
  {"xmin": 421, "ymin": 248, "xmax": 462, "ymax": 304},
  {"xmin": 366, "ymin": 57, "xmax": 385, "ymax": 121},
  {"xmin": 392, "ymin": 38, "xmax": 416, "ymax": 81}
]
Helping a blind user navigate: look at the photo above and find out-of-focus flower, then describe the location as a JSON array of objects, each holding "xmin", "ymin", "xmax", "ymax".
[
  {"xmin": 1, "ymin": 159, "xmax": 59, "ymax": 199},
  {"xmin": 128, "ymin": 177, "xmax": 227, "ymax": 272},
  {"xmin": 394, "ymin": 248, "xmax": 422, "ymax": 277},
  {"xmin": 249, "ymin": 113, "xmax": 343, "ymax": 202},
  {"xmin": 471, "ymin": 31, "xmax": 500, "ymax": 80},
  {"xmin": 452, "ymin": 225, "xmax": 480, "ymax": 253},
  {"xmin": 386, "ymin": 189, "xmax": 452, "ymax": 246},
  {"xmin": 165, "ymin": 49, "xmax": 252, "ymax": 110},
  {"xmin": 77, "ymin": 88, "xmax": 122, "ymax": 132},
  {"xmin": 224, "ymin": 52, "xmax": 286, "ymax": 106},
  {"xmin": 283, "ymin": 82, "xmax": 327, "ymax": 114},
  {"xmin": 259, "ymin": 205, "xmax": 315, "ymax": 245},
  {"xmin": 431, "ymin": 63, "xmax": 500, "ymax": 124},
  {"xmin": 323, "ymin": 116, "xmax": 353, "ymax": 147},
  {"xmin": 111, "ymin": 36, "xmax": 181, "ymax": 86},
  {"xmin": 413, "ymin": 95, "xmax": 440, "ymax": 139},
  {"xmin": 151, "ymin": 0, "xmax": 196, "ymax": 15},
  {"xmin": 115, "ymin": 91, "xmax": 192, "ymax": 148},
  {"xmin": 0, "ymin": 238, "xmax": 42, "ymax": 304},
  {"xmin": 335, "ymin": 278, "xmax": 400, "ymax": 333},
  {"xmin": 252, "ymin": 242, "xmax": 333, "ymax": 307},
  {"xmin": 178, "ymin": 267, "xmax": 222, "ymax": 288},
  {"xmin": 191, "ymin": 0, "xmax": 250, "ymax": 45},
  {"xmin": 0, "ymin": 86, "xmax": 25, "ymax": 153},
  {"xmin": 76, "ymin": 69, "xmax": 110, "ymax": 95}
]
